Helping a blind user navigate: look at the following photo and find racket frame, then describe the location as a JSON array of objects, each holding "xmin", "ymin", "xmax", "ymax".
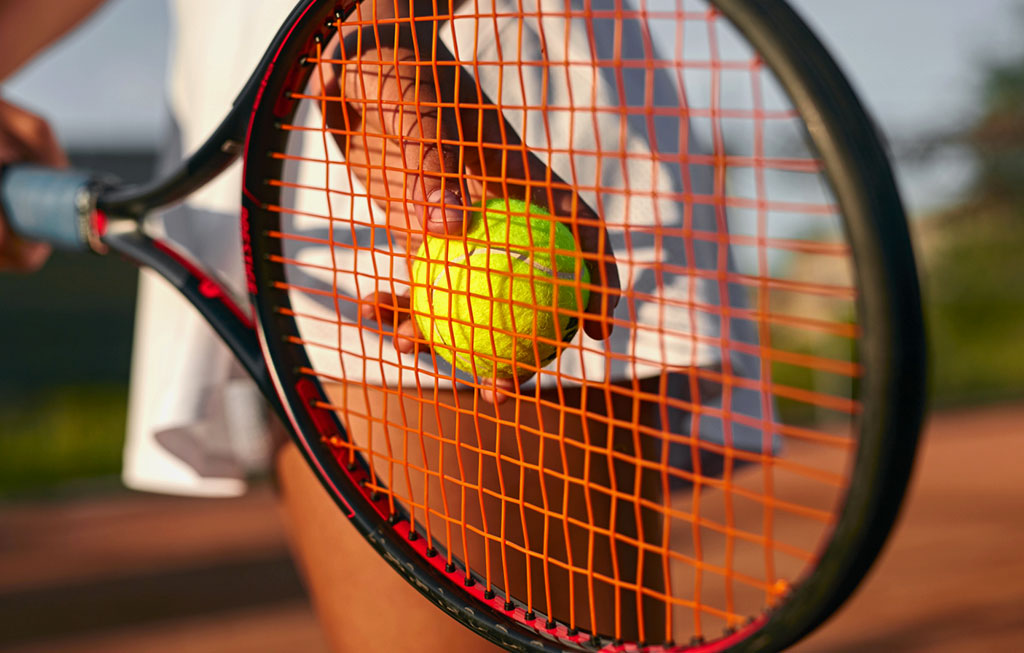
[{"xmin": 241, "ymin": 0, "xmax": 926, "ymax": 650}]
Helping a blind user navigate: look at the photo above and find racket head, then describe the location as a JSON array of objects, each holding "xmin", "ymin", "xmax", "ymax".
[{"xmin": 240, "ymin": 0, "xmax": 925, "ymax": 650}]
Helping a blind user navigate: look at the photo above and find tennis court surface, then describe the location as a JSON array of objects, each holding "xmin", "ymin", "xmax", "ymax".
[{"xmin": 1, "ymin": 402, "xmax": 1021, "ymax": 652}]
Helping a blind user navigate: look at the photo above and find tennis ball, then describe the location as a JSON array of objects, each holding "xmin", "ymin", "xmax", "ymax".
[{"xmin": 410, "ymin": 198, "xmax": 590, "ymax": 379}]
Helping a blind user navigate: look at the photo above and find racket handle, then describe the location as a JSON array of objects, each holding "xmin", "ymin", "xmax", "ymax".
[{"xmin": 0, "ymin": 164, "xmax": 105, "ymax": 252}]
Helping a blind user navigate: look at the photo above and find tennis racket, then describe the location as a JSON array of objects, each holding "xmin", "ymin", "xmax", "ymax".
[{"xmin": 0, "ymin": 0, "xmax": 926, "ymax": 650}]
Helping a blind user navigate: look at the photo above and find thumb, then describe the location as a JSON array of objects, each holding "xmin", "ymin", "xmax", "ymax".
[
  {"xmin": 340, "ymin": 27, "xmax": 466, "ymax": 237},
  {"xmin": 382, "ymin": 63, "xmax": 465, "ymax": 237},
  {"xmin": 418, "ymin": 180, "xmax": 465, "ymax": 237}
]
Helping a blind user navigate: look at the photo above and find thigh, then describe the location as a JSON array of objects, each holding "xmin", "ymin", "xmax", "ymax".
[{"xmin": 274, "ymin": 438, "xmax": 504, "ymax": 653}]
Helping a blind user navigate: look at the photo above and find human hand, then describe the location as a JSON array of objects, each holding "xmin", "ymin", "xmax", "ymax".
[
  {"xmin": 312, "ymin": 14, "xmax": 621, "ymax": 403},
  {"xmin": 0, "ymin": 98, "xmax": 66, "ymax": 271}
]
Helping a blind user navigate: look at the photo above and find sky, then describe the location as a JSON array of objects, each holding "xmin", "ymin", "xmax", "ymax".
[{"xmin": 4, "ymin": 0, "xmax": 1023, "ymax": 214}]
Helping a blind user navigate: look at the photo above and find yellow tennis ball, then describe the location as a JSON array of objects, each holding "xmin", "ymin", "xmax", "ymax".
[{"xmin": 410, "ymin": 198, "xmax": 590, "ymax": 379}]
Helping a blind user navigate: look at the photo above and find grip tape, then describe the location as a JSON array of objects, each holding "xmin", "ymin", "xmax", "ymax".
[{"xmin": 0, "ymin": 164, "xmax": 101, "ymax": 252}]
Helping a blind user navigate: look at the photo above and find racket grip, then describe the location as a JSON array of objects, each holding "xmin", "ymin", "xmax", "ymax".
[{"xmin": 0, "ymin": 164, "xmax": 105, "ymax": 252}]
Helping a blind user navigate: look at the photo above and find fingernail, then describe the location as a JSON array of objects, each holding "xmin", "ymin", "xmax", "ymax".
[{"xmin": 426, "ymin": 189, "xmax": 463, "ymax": 232}]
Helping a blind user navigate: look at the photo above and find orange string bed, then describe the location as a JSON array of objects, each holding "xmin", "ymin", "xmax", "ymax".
[{"xmin": 265, "ymin": 1, "xmax": 860, "ymax": 644}]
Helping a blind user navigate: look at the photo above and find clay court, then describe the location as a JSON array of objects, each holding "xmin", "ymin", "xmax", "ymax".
[{"xmin": 1, "ymin": 402, "xmax": 1021, "ymax": 652}]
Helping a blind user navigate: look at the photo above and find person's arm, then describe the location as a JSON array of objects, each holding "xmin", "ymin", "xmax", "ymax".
[
  {"xmin": 0, "ymin": 0, "xmax": 108, "ymax": 80},
  {"xmin": 315, "ymin": 0, "xmax": 620, "ymax": 402},
  {"xmin": 0, "ymin": 0, "xmax": 108, "ymax": 271}
]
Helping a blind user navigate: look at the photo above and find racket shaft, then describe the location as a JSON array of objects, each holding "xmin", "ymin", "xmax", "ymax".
[{"xmin": 0, "ymin": 164, "xmax": 102, "ymax": 252}]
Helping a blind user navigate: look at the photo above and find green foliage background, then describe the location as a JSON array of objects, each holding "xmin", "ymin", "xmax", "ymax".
[
  {"xmin": 921, "ymin": 206, "xmax": 1024, "ymax": 404},
  {"xmin": 921, "ymin": 46, "xmax": 1024, "ymax": 404},
  {"xmin": 0, "ymin": 249, "xmax": 136, "ymax": 497}
]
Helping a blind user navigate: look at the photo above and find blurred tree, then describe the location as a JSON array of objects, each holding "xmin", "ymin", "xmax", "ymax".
[
  {"xmin": 920, "ymin": 44, "xmax": 1024, "ymax": 404},
  {"xmin": 968, "ymin": 48, "xmax": 1024, "ymax": 201}
]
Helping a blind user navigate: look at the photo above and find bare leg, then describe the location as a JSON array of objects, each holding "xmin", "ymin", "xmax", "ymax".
[{"xmin": 274, "ymin": 438, "xmax": 505, "ymax": 652}]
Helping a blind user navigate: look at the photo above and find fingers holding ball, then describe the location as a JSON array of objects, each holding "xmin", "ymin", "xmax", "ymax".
[{"xmin": 410, "ymin": 198, "xmax": 591, "ymax": 382}]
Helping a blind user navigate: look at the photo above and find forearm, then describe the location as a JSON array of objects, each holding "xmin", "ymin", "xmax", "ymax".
[
  {"xmin": 0, "ymin": 0, "xmax": 108, "ymax": 81},
  {"xmin": 343, "ymin": 0, "xmax": 468, "ymax": 35}
]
